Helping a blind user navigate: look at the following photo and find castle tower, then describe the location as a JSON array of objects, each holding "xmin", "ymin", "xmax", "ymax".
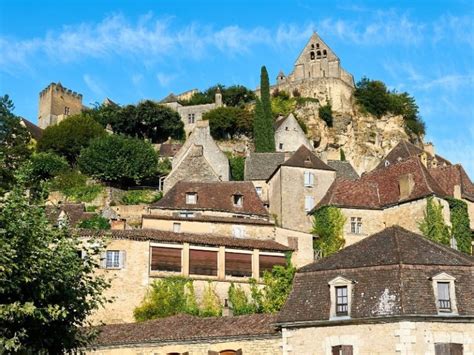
[
  {"xmin": 38, "ymin": 82, "xmax": 83, "ymax": 129},
  {"xmin": 276, "ymin": 70, "xmax": 286, "ymax": 85},
  {"xmin": 215, "ymin": 87, "xmax": 223, "ymax": 107}
]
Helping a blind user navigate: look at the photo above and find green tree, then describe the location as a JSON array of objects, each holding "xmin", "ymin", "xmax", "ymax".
[
  {"xmin": 354, "ymin": 77, "xmax": 391, "ymax": 118},
  {"xmin": 78, "ymin": 135, "xmax": 158, "ymax": 186},
  {"xmin": 0, "ymin": 95, "xmax": 32, "ymax": 192},
  {"xmin": 259, "ymin": 66, "xmax": 275, "ymax": 152},
  {"xmin": 228, "ymin": 283, "xmax": 255, "ymax": 315},
  {"xmin": 37, "ymin": 114, "xmax": 106, "ymax": 164},
  {"xmin": 340, "ymin": 149, "xmax": 346, "ymax": 161},
  {"xmin": 312, "ymin": 206, "xmax": 347, "ymax": 257},
  {"xmin": 227, "ymin": 154, "xmax": 245, "ymax": 181},
  {"xmin": 199, "ymin": 282, "xmax": 222, "ymax": 317},
  {"xmin": 318, "ymin": 104, "xmax": 333, "ymax": 127},
  {"xmin": 446, "ymin": 198, "xmax": 471, "ymax": 254},
  {"xmin": 30, "ymin": 152, "xmax": 69, "ymax": 181},
  {"xmin": 0, "ymin": 169, "xmax": 109, "ymax": 353},
  {"xmin": 419, "ymin": 196, "xmax": 450, "ymax": 246},
  {"xmin": 203, "ymin": 106, "xmax": 252, "ymax": 139},
  {"xmin": 180, "ymin": 84, "xmax": 255, "ymax": 107},
  {"xmin": 77, "ymin": 214, "xmax": 111, "ymax": 230}
]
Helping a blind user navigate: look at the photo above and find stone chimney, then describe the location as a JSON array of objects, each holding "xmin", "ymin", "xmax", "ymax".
[
  {"xmin": 453, "ymin": 184, "xmax": 462, "ymax": 199},
  {"xmin": 399, "ymin": 173, "xmax": 415, "ymax": 200}
]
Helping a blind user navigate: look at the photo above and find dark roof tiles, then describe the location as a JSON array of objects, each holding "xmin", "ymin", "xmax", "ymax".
[
  {"xmin": 244, "ymin": 152, "xmax": 286, "ymax": 180},
  {"xmin": 327, "ymin": 160, "xmax": 359, "ymax": 180},
  {"xmin": 281, "ymin": 145, "xmax": 334, "ymax": 171}
]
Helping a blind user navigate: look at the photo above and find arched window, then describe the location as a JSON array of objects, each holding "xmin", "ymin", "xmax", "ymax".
[
  {"xmin": 316, "ymin": 43, "xmax": 320, "ymax": 48},
  {"xmin": 311, "ymin": 44, "xmax": 315, "ymax": 49},
  {"xmin": 316, "ymin": 50, "xmax": 321, "ymax": 58},
  {"xmin": 310, "ymin": 51, "xmax": 315, "ymax": 60},
  {"xmin": 323, "ymin": 49, "xmax": 327, "ymax": 57}
]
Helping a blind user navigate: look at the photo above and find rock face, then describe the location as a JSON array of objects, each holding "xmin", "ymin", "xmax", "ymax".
[{"xmin": 295, "ymin": 101, "xmax": 412, "ymax": 174}]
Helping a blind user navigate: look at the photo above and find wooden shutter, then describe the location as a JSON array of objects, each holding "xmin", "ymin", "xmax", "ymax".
[
  {"xmin": 189, "ymin": 249, "xmax": 218, "ymax": 276},
  {"xmin": 225, "ymin": 252, "xmax": 252, "ymax": 277},
  {"xmin": 119, "ymin": 251, "xmax": 126, "ymax": 269},
  {"xmin": 259, "ymin": 254, "xmax": 286, "ymax": 276},
  {"xmin": 332, "ymin": 345, "xmax": 353, "ymax": 355},
  {"xmin": 151, "ymin": 247, "xmax": 181, "ymax": 272}
]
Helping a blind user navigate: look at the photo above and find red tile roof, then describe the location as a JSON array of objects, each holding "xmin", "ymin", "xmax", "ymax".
[
  {"xmin": 153, "ymin": 181, "xmax": 268, "ymax": 216},
  {"xmin": 429, "ymin": 164, "xmax": 474, "ymax": 202}
]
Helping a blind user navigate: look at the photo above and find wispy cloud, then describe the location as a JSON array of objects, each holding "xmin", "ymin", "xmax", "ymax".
[
  {"xmin": 83, "ymin": 74, "xmax": 105, "ymax": 97},
  {"xmin": 156, "ymin": 72, "xmax": 177, "ymax": 87}
]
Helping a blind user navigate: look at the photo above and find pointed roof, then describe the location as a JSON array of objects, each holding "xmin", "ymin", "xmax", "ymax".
[
  {"xmin": 19, "ymin": 117, "xmax": 43, "ymax": 140},
  {"xmin": 429, "ymin": 164, "xmax": 474, "ymax": 202},
  {"xmin": 294, "ymin": 31, "xmax": 338, "ymax": 66},
  {"xmin": 281, "ymin": 145, "xmax": 334, "ymax": 171},
  {"xmin": 327, "ymin": 160, "xmax": 359, "ymax": 180},
  {"xmin": 244, "ymin": 152, "xmax": 286, "ymax": 180}
]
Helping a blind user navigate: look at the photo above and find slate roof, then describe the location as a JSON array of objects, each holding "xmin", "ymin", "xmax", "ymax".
[
  {"xmin": 154, "ymin": 181, "xmax": 268, "ymax": 216},
  {"xmin": 244, "ymin": 152, "xmax": 286, "ymax": 180},
  {"xmin": 77, "ymin": 228, "xmax": 292, "ymax": 252},
  {"xmin": 375, "ymin": 140, "xmax": 451, "ymax": 170},
  {"xmin": 429, "ymin": 164, "xmax": 474, "ymax": 202},
  {"xmin": 277, "ymin": 226, "xmax": 474, "ymax": 325},
  {"xmin": 90, "ymin": 314, "xmax": 279, "ymax": 347},
  {"xmin": 316, "ymin": 156, "xmax": 447, "ymax": 210},
  {"xmin": 45, "ymin": 203, "xmax": 94, "ymax": 226},
  {"xmin": 327, "ymin": 160, "xmax": 359, "ymax": 180},
  {"xmin": 19, "ymin": 118, "xmax": 43, "ymax": 140},
  {"xmin": 159, "ymin": 143, "xmax": 183, "ymax": 158},
  {"xmin": 281, "ymin": 145, "xmax": 334, "ymax": 171}
]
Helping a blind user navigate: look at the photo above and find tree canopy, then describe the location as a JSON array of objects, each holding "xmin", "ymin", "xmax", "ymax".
[
  {"xmin": 37, "ymin": 114, "xmax": 106, "ymax": 164},
  {"xmin": 312, "ymin": 206, "xmax": 346, "ymax": 258},
  {"xmin": 0, "ymin": 169, "xmax": 109, "ymax": 353},
  {"xmin": 180, "ymin": 84, "xmax": 255, "ymax": 107},
  {"xmin": 78, "ymin": 134, "xmax": 158, "ymax": 186},
  {"xmin": 202, "ymin": 106, "xmax": 253, "ymax": 140},
  {"xmin": 253, "ymin": 66, "xmax": 275, "ymax": 152}
]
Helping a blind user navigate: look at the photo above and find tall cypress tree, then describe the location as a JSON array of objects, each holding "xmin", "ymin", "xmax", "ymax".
[{"xmin": 253, "ymin": 66, "xmax": 275, "ymax": 152}]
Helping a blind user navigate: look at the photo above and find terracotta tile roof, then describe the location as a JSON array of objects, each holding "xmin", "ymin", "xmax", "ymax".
[
  {"xmin": 143, "ymin": 214, "xmax": 275, "ymax": 226},
  {"xmin": 278, "ymin": 226, "xmax": 474, "ymax": 325},
  {"xmin": 159, "ymin": 143, "xmax": 183, "ymax": 158},
  {"xmin": 153, "ymin": 181, "xmax": 268, "ymax": 216},
  {"xmin": 90, "ymin": 314, "xmax": 279, "ymax": 347},
  {"xmin": 327, "ymin": 160, "xmax": 359, "ymax": 180},
  {"xmin": 375, "ymin": 140, "xmax": 451, "ymax": 170},
  {"xmin": 281, "ymin": 145, "xmax": 334, "ymax": 171},
  {"xmin": 244, "ymin": 152, "xmax": 286, "ymax": 180},
  {"xmin": 45, "ymin": 203, "xmax": 94, "ymax": 226},
  {"xmin": 76, "ymin": 229, "xmax": 292, "ymax": 252},
  {"xmin": 20, "ymin": 118, "xmax": 43, "ymax": 140},
  {"xmin": 316, "ymin": 157, "xmax": 447, "ymax": 210},
  {"xmin": 429, "ymin": 164, "xmax": 474, "ymax": 202}
]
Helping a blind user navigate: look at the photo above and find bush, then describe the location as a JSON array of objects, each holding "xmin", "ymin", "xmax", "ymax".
[
  {"xmin": 271, "ymin": 95, "xmax": 297, "ymax": 117},
  {"xmin": 180, "ymin": 85, "xmax": 255, "ymax": 107},
  {"xmin": 227, "ymin": 154, "xmax": 245, "ymax": 181},
  {"xmin": 203, "ymin": 106, "xmax": 252, "ymax": 139},
  {"xmin": 77, "ymin": 214, "xmax": 111, "ymax": 230},
  {"xmin": 49, "ymin": 170, "xmax": 103, "ymax": 203},
  {"xmin": 78, "ymin": 135, "xmax": 158, "ymax": 186},
  {"xmin": 419, "ymin": 197, "xmax": 450, "ymax": 246},
  {"xmin": 318, "ymin": 104, "xmax": 333, "ymax": 127},
  {"xmin": 30, "ymin": 152, "xmax": 69, "ymax": 181},
  {"xmin": 37, "ymin": 114, "xmax": 106, "ymax": 163},
  {"xmin": 446, "ymin": 198, "xmax": 471, "ymax": 254},
  {"xmin": 312, "ymin": 206, "xmax": 346, "ymax": 257},
  {"xmin": 120, "ymin": 190, "xmax": 163, "ymax": 205},
  {"xmin": 228, "ymin": 283, "xmax": 255, "ymax": 316},
  {"xmin": 200, "ymin": 282, "xmax": 222, "ymax": 317}
]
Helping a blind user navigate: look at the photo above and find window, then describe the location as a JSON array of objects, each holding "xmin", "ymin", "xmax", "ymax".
[
  {"xmin": 332, "ymin": 345, "xmax": 353, "ymax": 355},
  {"xmin": 350, "ymin": 217, "xmax": 362, "ymax": 234},
  {"xmin": 323, "ymin": 49, "xmax": 327, "ymax": 57},
  {"xmin": 259, "ymin": 254, "xmax": 286, "ymax": 277},
  {"xmin": 225, "ymin": 251, "xmax": 252, "ymax": 277},
  {"xmin": 64, "ymin": 106, "xmax": 70, "ymax": 115},
  {"xmin": 316, "ymin": 50, "xmax": 321, "ymax": 58},
  {"xmin": 104, "ymin": 250, "xmax": 125, "ymax": 269},
  {"xmin": 304, "ymin": 195, "xmax": 315, "ymax": 212},
  {"xmin": 188, "ymin": 113, "xmax": 195, "ymax": 124},
  {"xmin": 255, "ymin": 186, "xmax": 262, "ymax": 196},
  {"xmin": 432, "ymin": 272, "xmax": 458, "ymax": 314},
  {"xmin": 304, "ymin": 171, "xmax": 314, "ymax": 187},
  {"xmin": 186, "ymin": 193, "xmax": 197, "ymax": 204},
  {"xmin": 151, "ymin": 246, "xmax": 182, "ymax": 272},
  {"xmin": 279, "ymin": 143, "xmax": 284, "ymax": 150},
  {"xmin": 435, "ymin": 343, "xmax": 463, "ymax": 355},
  {"xmin": 310, "ymin": 51, "xmax": 315, "ymax": 60},
  {"xmin": 232, "ymin": 225, "xmax": 245, "ymax": 238},
  {"xmin": 336, "ymin": 286, "xmax": 349, "ymax": 316},
  {"xmin": 233, "ymin": 194, "xmax": 243, "ymax": 207},
  {"xmin": 189, "ymin": 249, "xmax": 218, "ymax": 276},
  {"xmin": 173, "ymin": 222, "xmax": 181, "ymax": 233},
  {"xmin": 316, "ymin": 43, "xmax": 320, "ymax": 48},
  {"xmin": 179, "ymin": 211, "xmax": 194, "ymax": 218}
]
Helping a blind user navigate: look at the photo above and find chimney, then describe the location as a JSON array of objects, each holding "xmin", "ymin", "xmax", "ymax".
[
  {"xmin": 222, "ymin": 299, "xmax": 233, "ymax": 317},
  {"xmin": 453, "ymin": 184, "xmax": 462, "ymax": 199},
  {"xmin": 423, "ymin": 142, "xmax": 435, "ymax": 157},
  {"xmin": 399, "ymin": 173, "xmax": 415, "ymax": 200}
]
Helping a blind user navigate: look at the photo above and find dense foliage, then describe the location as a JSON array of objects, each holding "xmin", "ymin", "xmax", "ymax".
[
  {"xmin": 312, "ymin": 206, "xmax": 347, "ymax": 257},
  {"xmin": 77, "ymin": 214, "xmax": 111, "ymax": 230},
  {"xmin": 0, "ymin": 95, "xmax": 32, "ymax": 192},
  {"xmin": 120, "ymin": 190, "xmax": 163, "ymax": 205},
  {"xmin": 49, "ymin": 170, "xmax": 103, "ymax": 203},
  {"xmin": 78, "ymin": 135, "xmax": 158, "ymax": 186},
  {"xmin": 253, "ymin": 66, "xmax": 275, "ymax": 152},
  {"xmin": 202, "ymin": 106, "xmax": 253, "ymax": 139},
  {"xmin": 318, "ymin": 104, "xmax": 333, "ymax": 127},
  {"xmin": 30, "ymin": 152, "xmax": 69, "ymax": 181},
  {"xmin": 446, "ymin": 197, "xmax": 472, "ymax": 254},
  {"xmin": 419, "ymin": 197, "xmax": 450, "ymax": 246},
  {"xmin": 227, "ymin": 153, "xmax": 245, "ymax": 181},
  {"xmin": 228, "ymin": 283, "xmax": 256, "ymax": 316},
  {"xmin": 89, "ymin": 101, "xmax": 185, "ymax": 143},
  {"xmin": 180, "ymin": 84, "xmax": 255, "ymax": 107},
  {"xmin": 354, "ymin": 77, "xmax": 426, "ymax": 136},
  {"xmin": 0, "ymin": 171, "xmax": 109, "ymax": 353},
  {"xmin": 37, "ymin": 114, "xmax": 106, "ymax": 164}
]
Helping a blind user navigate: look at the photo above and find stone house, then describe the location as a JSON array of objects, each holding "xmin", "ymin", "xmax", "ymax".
[
  {"xmin": 274, "ymin": 113, "xmax": 313, "ymax": 153},
  {"xmin": 163, "ymin": 121, "xmax": 230, "ymax": 194},
  {"xmin": 78, "ymin": 229, "xmax": 291, "ymax": 324},
  {"xmin": 268, "ymin": 145, "xmax": 337, "ymax": 233},
  {"xmin": 86, "ymin": 313, "xmax": 281, "ymax": 354},
  {"xmin": 161, "ymin": 89, "xmax": 223, "ymax": 135},
  {"xmin": 277, "ymin": 226, "xmax": 474, "ymax": 355}
]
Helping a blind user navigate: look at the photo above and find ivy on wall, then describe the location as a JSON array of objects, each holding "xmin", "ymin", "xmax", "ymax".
[
  {"xmin": 446, "ymin": 197, "xmax": 472, "ymax": 254},
  {"xmin": 419, "ymin": 196, "xmax": 450, "ymax": 246},
  {"xmin": 311, "ymin": 206, "xmax": 346, "ymax": 257}
]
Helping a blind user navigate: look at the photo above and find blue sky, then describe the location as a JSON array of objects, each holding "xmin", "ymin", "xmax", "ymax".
[{"xmin": 1, "ymin": 0, "xmax": 473, "ymax": 175}]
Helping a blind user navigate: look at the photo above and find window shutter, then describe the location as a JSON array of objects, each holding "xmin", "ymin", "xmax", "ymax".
[
  {"xmin": 119, "ymin": 251, "xmax": 126, "ymax": 269},
  {"xmin": 100, "ymin": 252, "xmax": 107, "ymax": 269},
  {"xmin": 309, "ymin": 172, "xmax": 314, "ymax": 186}
]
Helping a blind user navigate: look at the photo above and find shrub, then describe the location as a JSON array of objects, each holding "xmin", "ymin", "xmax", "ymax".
[
  {"xmin": 228, "ymin": 283, "xmax": 255, "ymax": 315},
  {"xmin": 446, "ymin": 198, "xmax": 471, "ymax": 254},
  {"xmin": 203, "ymin": 107, "xmax": 252, "ymax": 139},
  {"xmin": 120, "ymin": 190, "xmax": 163, "ymax": 205},
  {"xmin": 340, "ymin": 149, "xmax": 346, "ymax": 161},
  {"xmin": 49, "ymin": 170, "xmax": 103, "ymax": 203},
  {"xmin": 180, "ymin": 85, "xmax": 255, "ymax": 107},
  {"xmin": 318, "ymin": 104, "xmax": 333, "ymax": 127},
  {"xmin": 30, "ymin": 152, "xmax": 69, "ymax": 181},
  {"xmin": 312, "ymin": 206, "xmax": 346, "ymax": 257},
  {"xmin": 419, "ymin": 197, "xmax": 450, "ymax": 246},
  {"xmin": 77, "ymin": 214, "xmax": 111, "ymax": 230},
  {"xmin": 78, "ymin": 135, "xmax": 158, "ymax": 186},
  {"xmin": 199, "ymin": 282, "xmax": 222, "ymax": 317},
  {"xmin": 227, "ymin": 154, "xmax": 245, "ymax": 181},
  {"xmin": 271, "ymin": 96, "xmax": 297, "ymax": 117}
]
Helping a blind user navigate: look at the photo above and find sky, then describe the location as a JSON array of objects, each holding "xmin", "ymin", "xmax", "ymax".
[{"xmin": 1, "ymin": 0, "xmax": 473, "ymax": 176}]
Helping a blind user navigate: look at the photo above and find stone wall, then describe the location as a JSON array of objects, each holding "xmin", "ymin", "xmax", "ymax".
[
  {"xmin": 282, "ymin": 321, "xmax": 474, "ymax": 355},
  {"xmin": 340, "ymin": 208, "xmax": 385, "ymax": 246},
  {"xmin": 86, "ymin": 336, "xmax": 281, "ymax": 355},
  {"xmin": 274, "ymin": 227, "xmax": 314, "ymax": 267},
  {"xmin": 275, "ymin": 114, "xmax": 312, "ymax": 153},
  {"xmin": 38, "ymin": 83, "xmax": 83, "ymax": 129}
]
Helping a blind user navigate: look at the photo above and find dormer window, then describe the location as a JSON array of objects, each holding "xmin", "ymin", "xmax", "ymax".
[
  {"xmin": 328, "ymin": 276, "xmax": 353, "ymax": 319},
  {"xmin": 431, "ymin": 272, "xmax": 458, "ymax": 315},
  {"xmin": 335, "ymin": 286, "xmax": 349, "ymax": 316},
  {"xmin": 384, "ymin": 160, "xmax": 390, "ymax": 167},
  {"xmin": 186, "ymin": 193, "xmax": 197, "ymax": 204},
  {"xmin": 233, "ymin": 194, "xmax": 243, "ymax": 207}
]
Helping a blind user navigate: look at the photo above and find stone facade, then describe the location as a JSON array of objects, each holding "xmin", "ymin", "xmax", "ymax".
[
  {"xmin": 38, "ymin": 82, "xmax": 83, "ymax": 129},
  {"xmin": 163, "ymin": 121, "xmax": 229, "ymax": 194},
  {"xmin": 268, "ymin": 166, "xmax": 336, "ymax": 233},
  {"xmin": 282, "ymin": 321, "xmax": 474, "ymax": 355},
  {"xmin": 274, "ymin": 113, "xmax": 313, "ymax": 152}
]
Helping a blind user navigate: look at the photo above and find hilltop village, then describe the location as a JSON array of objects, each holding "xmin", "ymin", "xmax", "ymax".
[{"xmin": 3, "ymin": 32, "xmax": 474, "ymax": 354}]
